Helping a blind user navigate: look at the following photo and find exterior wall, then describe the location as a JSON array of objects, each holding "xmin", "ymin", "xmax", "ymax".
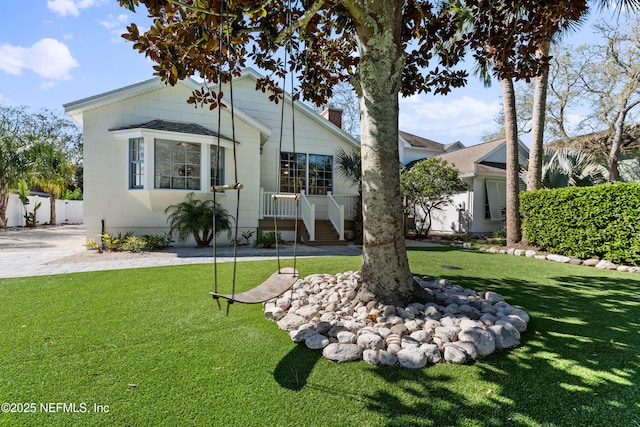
[
  {"xmin": 420, "ymin": 176, "xmax": 506, "ymax": 236},
  {"xmin": 399, "ymin": 146, "xmax": 441, "ymax": 166},
  {"xmin": 81, "ymin": 81, "xmax": 261, "ymax": 244},
  {"xmin": 229, "ymin": 78, "xmax": 358, "ymax": 198}
]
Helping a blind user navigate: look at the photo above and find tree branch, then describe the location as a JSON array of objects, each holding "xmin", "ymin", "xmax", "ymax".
[{"xmin": 275, "ymin": 0, "xmax": 326, "ymax": 43}]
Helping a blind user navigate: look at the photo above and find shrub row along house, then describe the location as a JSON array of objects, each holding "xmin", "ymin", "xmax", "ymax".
[{"xmin": 64, "ymin": 68, "xmax": 360, "ymax": 246}]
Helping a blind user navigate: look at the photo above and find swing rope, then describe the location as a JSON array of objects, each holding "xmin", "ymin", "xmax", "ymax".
[{"xmin": 210, "ymin": 0, "xmax": 300, "ymax": 309}]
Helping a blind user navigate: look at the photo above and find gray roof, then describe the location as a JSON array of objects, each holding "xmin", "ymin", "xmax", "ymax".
[
  {"xmin": 109, "ymin": 119, "xmax": 220, "ymax": 137},
  {"xmin": 399, "ymin": 130, "xmax": 446, "ymax": 151},
  {"xmin": 434, "ymin": 138, "xmax": 506, "ymax": 175}
]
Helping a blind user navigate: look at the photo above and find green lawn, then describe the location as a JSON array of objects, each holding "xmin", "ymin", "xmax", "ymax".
[{"xmin": 1, "ymin": 247, "xmax": 638, "ymax": 426}]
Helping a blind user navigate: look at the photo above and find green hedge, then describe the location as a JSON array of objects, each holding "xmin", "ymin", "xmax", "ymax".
[{"xmin": 520, "ymin": 183, "xmax": 640, "ymax": 265}]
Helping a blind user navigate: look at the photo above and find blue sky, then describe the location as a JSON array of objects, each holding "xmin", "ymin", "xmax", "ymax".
[{"xmin": 0, "ymin": 1, "xmax": 635, "ymax": 146}]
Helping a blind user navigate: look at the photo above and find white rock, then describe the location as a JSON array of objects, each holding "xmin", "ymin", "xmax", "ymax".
[
  {"xmin": 289, "ymin": 328, "xmax": 316, "ymax": 343},
  {"xmin": 277, "ymin": 313, "xmax": 307, "ymax": 330},
  {"xmin": 264, "ymin": 306, "xmax": 285, "ymax": 321},
  {"xmin": 582, "ymin": 258, "xmax": 600, "ymax": 267},
  {"xmin": 443, "ymin": 343, "xmax": 468, "ymax": 364},
  {"xmin": 322, "ymin": 343, "xmax": 362, "ymax": 362},
  {"xmin": 500, "ymin": 315, "xmax": 527, "ymax": 333},
  {"xmin": 401, "ymin": 335, "xmax": 421, "ymax": 348},
  {"xmin": 397, "ymin": 347, "xmax": 428, "ymax": 369},
  {"xmin": 434, "ymin": 326, "xmax": 460, "ymax": 342},
  {"xmin": 488, "ymin": 324, "xmax": 520, "ymax": 350},
  {"xmin": 595, "ymin": 260, "xmax": 617, "ymax": 270},
  {"xmin": 305, "ymin": 333, "xmax": 330, "ymax": 350},
  {"xmin": 357, "ymin": 333, "xmax": 384, "ymax": 350},
  {"xmin": 410, "ymin": 330, "xmax": 431, "ymax": 343},
  {"xmin": 337, "ymin": 331, "xmax": 357, "ymax": 344},
  {"xmin": 296, "ymin": 304, "xmax": 320, "ymax": 319},
  {"xmin": 484, "ymin": 291, "xmax": 504, "ymax": 304},
  {"xmin": 525, "ymin": 250, "xmax": 536, "ymax": 258},
  {"xmin": 547, "ymin": 254, "xmax": 571, "ymax": 263},
  {"xmin": 457, "ymin": 327, "xmax": 496, "ymax": 357},
  {"xmin": 419, "ymin": 343, "xmax": 442, "ymax": 364},
  {"xmin": 455, "ymin": 341, "xmax": 479, "ymax": 360}
]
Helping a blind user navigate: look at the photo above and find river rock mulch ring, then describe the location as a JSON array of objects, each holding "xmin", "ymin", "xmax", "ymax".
[{"xmin": 264, "ymin": 271, "xmax": 528, "ymax": 368}]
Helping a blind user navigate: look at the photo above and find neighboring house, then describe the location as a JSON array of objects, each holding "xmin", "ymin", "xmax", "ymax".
[
  {"xmin": 64, "ymin": 68, "xmax": 360, "ymax": 245},
  {"xmin": 402, "ymin": 137, "xmax": 529, "ymax": 236},
  {"xmin": 398, "ymin": 130, "xmax": 464, "ymax": 165}
]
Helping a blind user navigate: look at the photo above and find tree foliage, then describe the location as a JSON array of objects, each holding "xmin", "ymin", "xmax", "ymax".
[
  {"xmin": 400, "ymin": 158, "xmax": 467, "ymax": 238},
  {"xmin": 0, "ymin": 106, "xmax": 81, "ymax": 228}
]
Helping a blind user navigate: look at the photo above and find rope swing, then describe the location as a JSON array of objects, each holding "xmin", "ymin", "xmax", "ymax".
[{"xmin": 209, "ymin": 1, "xmax": 300, "ymax": 312}]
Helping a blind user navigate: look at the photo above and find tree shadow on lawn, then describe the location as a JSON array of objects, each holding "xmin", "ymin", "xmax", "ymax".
[
  {"xmin": 274, "ymin": 343, "xmax": 323, "ymax": 391},
  {"xmin": 363, "ymin": 268, "xmax": 640, "ymax": 426}
]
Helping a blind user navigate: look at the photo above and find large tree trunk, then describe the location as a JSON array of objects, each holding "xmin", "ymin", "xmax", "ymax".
[
  {"xmin": 527, "ymin": 39, "xmax": 550, "ymax": 191},
  {"xmin": 608, "ymin": 107, "xmax": 628, "ymax": 182},
  {"xmin": 501, "ymin": 77, "xmax": 522, "ymax": 245},
  {"xmin": 353, "ymin": 0, "xmax": 415, "ymax": 306}
]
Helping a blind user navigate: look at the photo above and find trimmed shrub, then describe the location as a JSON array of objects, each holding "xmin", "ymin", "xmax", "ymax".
[{"xmin": 520, "ymin": 183, "xmax": 640, "ymax": 265}]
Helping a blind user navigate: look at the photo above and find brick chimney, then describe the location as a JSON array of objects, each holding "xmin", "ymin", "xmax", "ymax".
[{"xmin": 321, "ymin": 104, "xmax": 343, "ymax": 129}]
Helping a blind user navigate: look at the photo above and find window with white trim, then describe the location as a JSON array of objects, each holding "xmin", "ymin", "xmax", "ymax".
[
  {"xmin": 280, "ymin": 152, "xmax": 333, "ymax": 195},
  {"xmin": 485, "ymin": 179, "xmax": 506, "ymax": 220},
  {"xmin": 211, "ymin": 146, "xmax": 224, "ymax": 188},
  {"xmin": 154, "ymin": 139, "xmax": 201, "ymax": 190},
  {"xmin": 129, "ymin": 138, "xmax": 144, "ymax": 189}
]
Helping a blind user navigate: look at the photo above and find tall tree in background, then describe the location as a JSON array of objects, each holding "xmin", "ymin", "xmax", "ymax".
[
  {"xmin": 579, "ymin": 20, "xmax": 640, "ymax": 181},
  {"xmin": 119, "ymin": 0, "xmax": 587, "ymax": 304}
]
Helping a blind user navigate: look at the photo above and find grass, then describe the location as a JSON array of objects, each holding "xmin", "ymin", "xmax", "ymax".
[{"xmin": 0, "ymin": 248, "xmax": 639, "ymax": 426}]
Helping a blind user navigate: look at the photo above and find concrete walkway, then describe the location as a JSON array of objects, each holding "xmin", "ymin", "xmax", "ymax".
[
  {"xmin": 0, "ymin": 225, "xmax": 440, "ymax": 279},
  {"xmin": 0, "ymin": 224, "xmax": 363, "ymax": 279}
]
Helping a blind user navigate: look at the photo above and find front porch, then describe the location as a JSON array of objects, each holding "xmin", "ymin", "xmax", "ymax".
[{"xmin": 258, "ymin": 189, "xmax": 358, "ymax": 245}]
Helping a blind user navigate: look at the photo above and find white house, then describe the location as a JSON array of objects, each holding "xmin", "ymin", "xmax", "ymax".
[
  {"xmin": 401, "ymin": 137, "xmax": 529, "ymax": 236},
  {"xmin": 64, "ymin": 68, "xmax": 360, "ymax": 245}
]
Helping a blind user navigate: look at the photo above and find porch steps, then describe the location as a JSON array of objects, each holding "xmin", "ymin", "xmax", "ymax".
[{"xmin": 258, "ymin": 219, "xmax": 348, "ymax": 246}]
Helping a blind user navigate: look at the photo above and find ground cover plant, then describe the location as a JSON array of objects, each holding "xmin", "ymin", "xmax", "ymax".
[{"xmin": 0, "ymin": 248, "xmax": 638, "ymax": 426}]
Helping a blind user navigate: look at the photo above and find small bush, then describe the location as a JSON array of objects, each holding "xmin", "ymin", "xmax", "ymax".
[
  {"xmin": 254, "ymin": 231, "xmax": 285, "ymax": 248},
  {"xmin": 142, "ymin": 233, "xmax": 174, "ymax": 251}
]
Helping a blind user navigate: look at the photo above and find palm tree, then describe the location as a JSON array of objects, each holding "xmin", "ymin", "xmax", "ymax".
[
  {"xmin": 29, "ymin": 141, "xmax": 75, "ymax": 225},
  {"xmin": 165, "ymin": 193, "xmax": 233, "ymax": 247},
  {"xmin": 522, "ymin": 147, "xmax": 605, "ymax": 188},
  {"xmin": 334, "ymin": 147, "xmax": 362, "ymax": 243}
]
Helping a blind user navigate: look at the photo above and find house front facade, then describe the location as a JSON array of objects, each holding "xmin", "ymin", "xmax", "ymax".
[{"xmin": 64, "ymin": 68, "xmax": 360, "ymax": 245}]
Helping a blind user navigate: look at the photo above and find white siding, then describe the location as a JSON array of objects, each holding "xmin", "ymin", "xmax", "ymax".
[{"xmin": 81, "ymin": 81, "xmax": 261, "ymax": 243}]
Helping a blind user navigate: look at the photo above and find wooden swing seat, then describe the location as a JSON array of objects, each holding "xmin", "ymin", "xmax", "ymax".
[{"xmin": 209, "ymin": 268, "xmax": 299, "ymax": 304}]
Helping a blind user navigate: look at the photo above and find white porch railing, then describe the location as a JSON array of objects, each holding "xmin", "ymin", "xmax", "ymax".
[
  {"xmin": 259, "ymin": 189, "xmax": 299, "ymax": 219},
  {"xmin": 300, "ymin": 190, "xmax": 315, "ymax": 241},
  {"xmin": 332, "ymin": 194, "xmax": 358, "ymax": 221},
  {"xmin": 327, "ymin": 192, "xmax": 344, "ymax": 240}
]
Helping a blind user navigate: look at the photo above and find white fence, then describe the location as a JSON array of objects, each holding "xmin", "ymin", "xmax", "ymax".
[{"xmin": 4, "ymin": 193, "xmax": 83, "ymax": 227}]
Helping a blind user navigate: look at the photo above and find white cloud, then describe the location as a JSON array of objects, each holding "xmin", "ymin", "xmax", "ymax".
[
  {"xmin": 0, "ymin": 38, "xmax": 78, "ymax": 80},
  {"xmin": 399, "ymin": 94, "xmax": 501, "ymax": 143},
  {"xmin": 100, "ymin": 13, "xmax": 129, "ymax": 30},
  {"xmin": 40, "ymin": 81, "xmax": 57, "ymax": 90},
  {"xmin": 47, "ymin": 0, "xmax": 104, "ymax": 17}
]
